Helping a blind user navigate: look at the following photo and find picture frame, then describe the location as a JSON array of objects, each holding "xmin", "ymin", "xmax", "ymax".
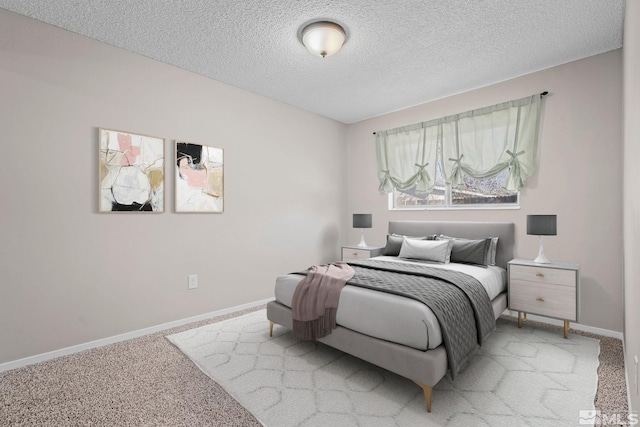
[
  {"xmin": 98, "ymin": 128, "xmax": 165, "ymax": 212},
  {"xmin": 175, "ymin": 141, "xmax": 224, "ymax": 213}
]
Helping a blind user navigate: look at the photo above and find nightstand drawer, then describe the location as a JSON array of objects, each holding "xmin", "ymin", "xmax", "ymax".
[
  {"xmin": 510, "ymin": 264, "xmax": 576, "ymax": 287},
  {"xmin": 342, "ymin": 248, "xmax": 373, "ymax": 260},
  {"xmin": 509, "ymin": 280, "xmax": 577, "ymax": 320}
]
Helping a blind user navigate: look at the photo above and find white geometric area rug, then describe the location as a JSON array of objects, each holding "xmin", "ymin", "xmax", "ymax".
[{"xmin": 166, "ymin": 309, "xmax": 600, "ymax": 427}]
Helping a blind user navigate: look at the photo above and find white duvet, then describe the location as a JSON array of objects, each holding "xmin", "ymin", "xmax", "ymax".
[{"xmin": 274, "ymin": 256, "xmax": 506, "ymax": 351}]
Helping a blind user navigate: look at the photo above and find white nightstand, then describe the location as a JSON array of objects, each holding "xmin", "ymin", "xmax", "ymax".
[
  {"xmin": 508, "ymin": 258, "xmax": 580, "ymax": 339},
  {"xmin": 341, "ymin": 245, "xmax": 384, "ymax": 261}
]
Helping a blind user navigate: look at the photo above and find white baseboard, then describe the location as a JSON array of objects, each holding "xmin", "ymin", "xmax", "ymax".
[
  {"xmin": 502, "ymin": 310, "xmax": 624, "ymax": 340},
  {"xmin": 3, "ymin": 303, "xmax": 624, "ymax": 374},
  {"xmin": 0, "ymin": 298, "xmax": 272, "ymax": 373}
]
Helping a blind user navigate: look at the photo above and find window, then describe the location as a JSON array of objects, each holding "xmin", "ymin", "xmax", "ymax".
[
  {"xmin": 390, "ymin": 168, "xmax": 519, "ymax": 210},
  {"xmin": 376, "ymin": 94, "xmax": 543, "ymax": 210}
]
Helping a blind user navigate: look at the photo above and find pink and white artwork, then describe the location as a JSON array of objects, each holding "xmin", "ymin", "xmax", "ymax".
[
  {"xmin": 175, "ymin": 142, "xmax": 224, "ymax": 213},
  {"xmin": 99, "ymin": 128, "xmax": 165, "ymax": 212}
]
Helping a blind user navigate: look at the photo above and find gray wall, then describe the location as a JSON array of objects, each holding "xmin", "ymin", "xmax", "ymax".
[
  {"xmin": 347, "ymin": 50, "xmax": 624, "ymax": 333},
  {"xmin": 624, "ymin": 0, "xmax": 640, "ymax": 412},
  {"xmin": 0, "ymin": 9, "xmax": 347, "ymax": 364}
]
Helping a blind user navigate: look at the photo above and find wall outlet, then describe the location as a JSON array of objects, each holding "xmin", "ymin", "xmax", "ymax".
[{"xmin": 188, "ymin": 274, "xmax": 198, "ymax": 290}]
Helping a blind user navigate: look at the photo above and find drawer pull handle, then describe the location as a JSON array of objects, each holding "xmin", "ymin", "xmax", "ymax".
[
  {"xmin": 536, "ymin": 273, "xmax": 544, "ymax": 277},
  {"xmin": 536, "ymin": 297, "xmax": 545, "ymax": 302}
]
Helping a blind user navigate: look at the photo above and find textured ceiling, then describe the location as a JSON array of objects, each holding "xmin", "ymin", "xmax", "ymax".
[{"xmin": 0, "ymin": 0, "xmax": 625, "ymax": 124}]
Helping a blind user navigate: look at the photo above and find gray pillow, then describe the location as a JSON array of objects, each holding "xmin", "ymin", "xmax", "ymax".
[
  {"xmin": 451, "ymin": 239, "xmax": 491, "ymax": 266},
  {"xmin": 384, "ymin": 233, "xmax": 436, "ymax": 256},
  {"xmin": 437, "ymin": 235, "xmax": 492, "ymax": 266}
]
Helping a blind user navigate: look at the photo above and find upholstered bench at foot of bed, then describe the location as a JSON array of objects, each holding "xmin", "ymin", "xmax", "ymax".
[{"xmin": 266, "ymin": 300, "xmax": 447, "ymax": 413}]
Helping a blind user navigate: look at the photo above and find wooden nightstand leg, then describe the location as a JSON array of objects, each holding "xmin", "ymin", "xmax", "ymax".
[
  {"xmin": 564, "ymin": 321, "xmax": 569, "ymax": 339},
  {"xmin": 517, "ymin": 311, "xmax": 522, "ymax": 328},
  {"xmin": 523, "ymin": 313, "xmax": 527, "ymax": 321}
]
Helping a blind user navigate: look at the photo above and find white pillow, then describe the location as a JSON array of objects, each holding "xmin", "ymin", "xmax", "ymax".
[
  {"xmin": 398, "ymin": 237, "xmax": 451, "ymax": 263},
  {"xmin": 489, "ymin": 237, "xmax": 499, "ymax": 265}
]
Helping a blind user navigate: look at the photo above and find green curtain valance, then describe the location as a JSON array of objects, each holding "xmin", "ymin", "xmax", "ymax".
[{"xmin": 375, "ymin": 94, "xmax": 543, "ymax": 194}]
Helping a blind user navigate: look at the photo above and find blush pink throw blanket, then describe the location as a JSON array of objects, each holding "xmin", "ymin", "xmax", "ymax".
[{"xmin": 291, "ymin": 262, "xmax": 355, "ymax": 340}]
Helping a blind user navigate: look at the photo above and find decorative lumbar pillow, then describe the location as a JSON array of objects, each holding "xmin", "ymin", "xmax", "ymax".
[
  {"xmin": 398, "ymin": 237, "xmax": 451, "ymax": 263},
  {"xmin": 384, "ymin": 233, "xmax": 436, "ymax": 256}
]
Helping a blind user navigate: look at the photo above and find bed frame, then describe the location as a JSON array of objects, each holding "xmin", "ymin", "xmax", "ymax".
[{"xmin": 266, "ymin": 220, "xmax": 515, "ymax": 413}]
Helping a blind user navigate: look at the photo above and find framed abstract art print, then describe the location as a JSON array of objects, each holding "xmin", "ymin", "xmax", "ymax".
[
  {"xmin": 175, "ymin": 141, "xmax": 224, "ymax": 213},
  {"xmin": 99, "ymin": 128, "xmax": 165, "ymax": 212}
]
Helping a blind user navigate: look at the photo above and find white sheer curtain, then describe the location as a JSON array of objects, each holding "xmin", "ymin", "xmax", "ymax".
[
  {"xmin": 375, "ymin": 94, "xmax": 543, "ymax": 194},
  {"xmin": 375, "ymin": 122, "xmax": 440, "ymax": 194}
]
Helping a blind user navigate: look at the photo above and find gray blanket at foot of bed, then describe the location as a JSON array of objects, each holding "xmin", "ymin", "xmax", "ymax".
[{"xmin": 343, "ymin": 259, "xmax": 496, "ymax": 379}]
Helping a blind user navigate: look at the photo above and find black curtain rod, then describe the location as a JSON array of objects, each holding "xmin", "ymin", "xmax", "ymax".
[{"xmin": 372, "ymin": 91, "xmax": 549, "ymax": 134}]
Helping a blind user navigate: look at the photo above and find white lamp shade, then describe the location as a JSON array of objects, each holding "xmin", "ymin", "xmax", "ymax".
[{"xmin": 301, "ymin": 21, "xmax": 345, "ymax": 57}]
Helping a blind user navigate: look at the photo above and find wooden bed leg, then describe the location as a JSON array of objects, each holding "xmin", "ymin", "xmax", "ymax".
[
  {"xmin": 414, "ymin": 382, "xmax": 433, "ymax": 413},
  {"xmin": 269, "ymin": 321, "xmax": 274, "ymax": 337}
]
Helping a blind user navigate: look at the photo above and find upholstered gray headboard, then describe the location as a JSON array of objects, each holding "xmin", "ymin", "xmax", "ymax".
[{"xmin": 388, "ymin": 221, "xmax": 515, "ymax": 269}]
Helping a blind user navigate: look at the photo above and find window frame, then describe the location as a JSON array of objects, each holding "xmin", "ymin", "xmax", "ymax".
[{"xmin": 388, "ymin": 192, "xmax": 521, "ymax": 211}]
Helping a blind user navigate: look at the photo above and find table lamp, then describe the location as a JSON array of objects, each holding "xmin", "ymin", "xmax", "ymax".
[
  {"xmin": 527, "ymin": 214, "xmax": 557, "ymax": 264},
  {"xmin": 353, "ymin": 214, "xmax": 372, "ymax": 248}
]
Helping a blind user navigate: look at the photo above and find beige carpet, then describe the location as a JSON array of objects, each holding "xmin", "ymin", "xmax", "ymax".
[{"xmin": 0, "ymin": 305, "xmax": 628, "ymax": 426}]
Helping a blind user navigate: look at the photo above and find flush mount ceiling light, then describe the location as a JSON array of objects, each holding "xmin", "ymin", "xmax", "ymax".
[{"xmin": 300, "ymin": 21, "xmax": 346, "ymax": 58}]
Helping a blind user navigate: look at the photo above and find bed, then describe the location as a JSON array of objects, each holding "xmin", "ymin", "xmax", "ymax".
[{"xmin": 266, "ymin": 220, "xmax": 515, "ymax": 413}]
